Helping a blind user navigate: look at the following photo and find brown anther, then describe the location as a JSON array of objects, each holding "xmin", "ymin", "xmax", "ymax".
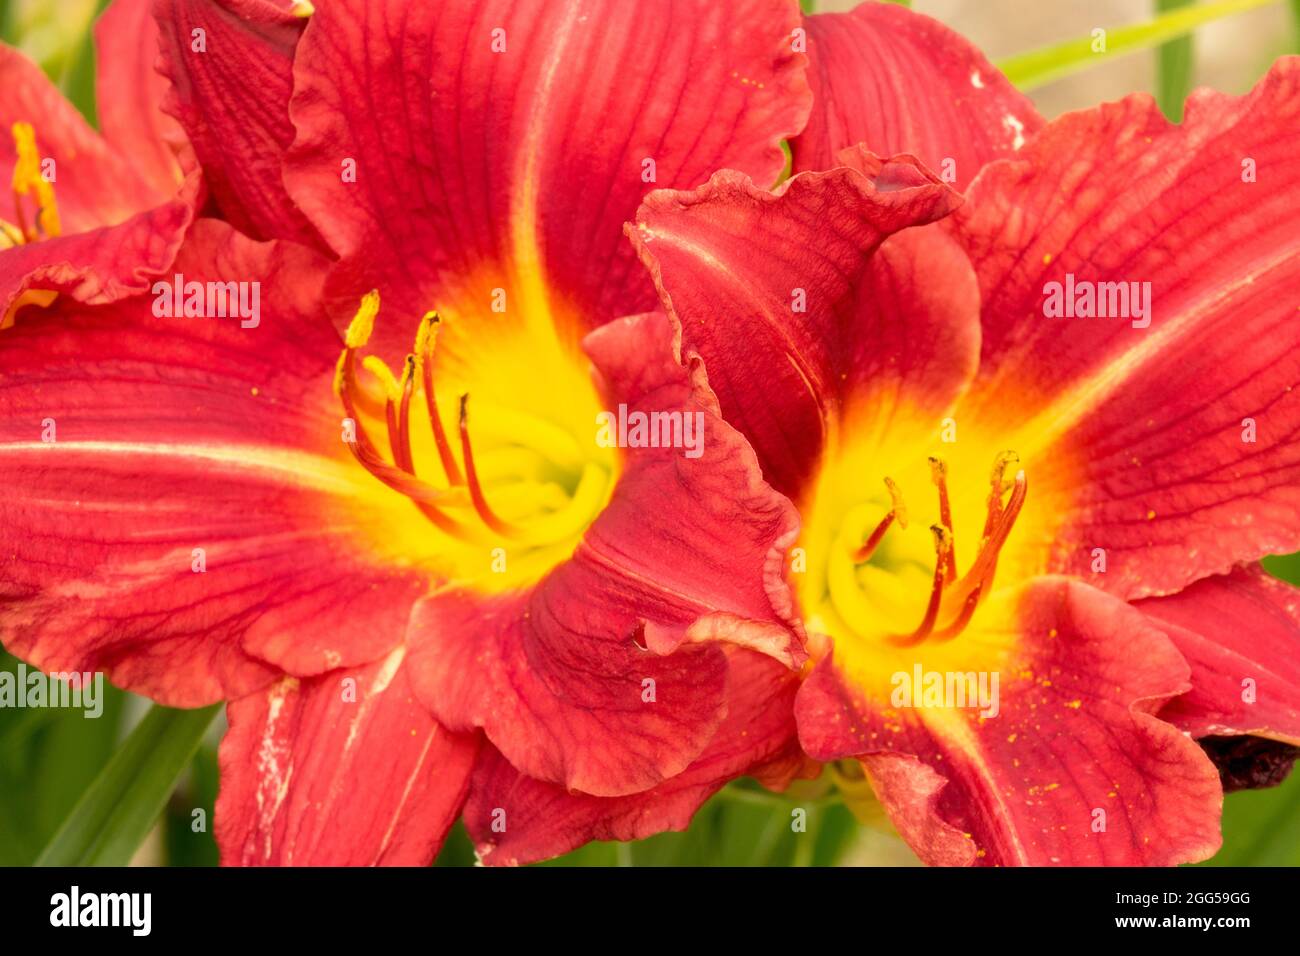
[{"xmin": 884, "ymin": 476, "xmax": 908, "ymax": 530}]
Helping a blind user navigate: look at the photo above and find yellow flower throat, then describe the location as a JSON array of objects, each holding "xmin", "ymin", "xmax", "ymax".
[{"xmin": 334, "ymin": 292, "xmax": 616, "ymax": 592}]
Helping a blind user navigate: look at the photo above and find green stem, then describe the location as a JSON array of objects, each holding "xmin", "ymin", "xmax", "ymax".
[{"xmin": 1157, "ymin": 0, "xmax": 1196, "ymax": 121}]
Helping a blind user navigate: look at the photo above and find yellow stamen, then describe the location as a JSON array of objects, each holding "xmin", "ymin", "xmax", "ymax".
[
  {"xmin": 11, "ymin": 122, "xmax": 61, "ymax": 239},
  {"xmin": 412, "ymin": 310, "xmax": 438, "ymax": 381},
  {"xmin": 414, "ymin": 310, "xmax": 438, "ymax": 353},
  {"xmin": 344, "ymin": 289, "xmax": 380, "ymax": 348},
  {"xmin": 290, "ymin": 0, "xmax": 315, "ymax": 17}
]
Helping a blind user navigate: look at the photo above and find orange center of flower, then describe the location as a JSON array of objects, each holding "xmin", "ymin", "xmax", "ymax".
[{"xmin": 334, "ymin": 292, "xmax": 617, "ymax": 592}]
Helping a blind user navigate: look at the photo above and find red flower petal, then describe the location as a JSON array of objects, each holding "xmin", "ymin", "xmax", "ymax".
[
  {"xmin": 0, "ymin": 200, "xmax": 196, "ymax": 329},
  {"xmin": 956, "ymin": 58, "xmax": 1300, "ymax": 599},
  {"xmin": 1139, "ymin": 565, "xmax": 1300, "ymax": 744},
  {"xmin": 464, "ymin": 650, "xmax": 804, "ymax": 865},
  {"xmin": 0, "ymin": 43, "xmax": 197, "ymax": 326},
  {"xmin": 216, "ymin": 646, "xmax": 478, "ymax": 866},
  {"xmin": 155, "ymin": 0, "xmax": 325, "ymax": 248},
  {"xmin": 406, "ymin": 311, "xmax": 803, "ymax": 797},
  {"xmin": 283, "ymin": 0, "xmax": 810, "ymax": 357},
  {"xmin": 0, "ymin": 221, "xmax": 432, "ymax": 706},
  {"xmin": 796, "ymin": 577, "xmax": 1223, "ymax": 865},
  {"xmin": 629, "ymin": 153, "xmax": 970, "ymax": 499},
  {"xmin": 0, "ymin": 44, "xmax": 165, "ymax": 228},
  {"xmin": 96, "ymin": 0, "xmax": 188, "ymax": 198},
  {"xmin": 793, "ymin": 3, "xmax": 1042, "ymax": 188}
]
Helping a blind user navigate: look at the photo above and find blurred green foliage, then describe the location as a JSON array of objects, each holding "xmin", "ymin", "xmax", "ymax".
[
  {"xmin": 0, "ymin": 0, "xmax": 1297, "ymax": 869},
  {"xmin": 998, "ymin": 0, "xmax": 1279, "ymax": 91},
  {"xmin": 0, "ymin": 651, "xmax": 126, "ymax": 864},
  {"xmin": 35, "ymin": 701, "xmax": 217, "ymax": 865},
  {"xmin": 1202, "ymin": 768, "xmax": 1300, "ymax": 866}
]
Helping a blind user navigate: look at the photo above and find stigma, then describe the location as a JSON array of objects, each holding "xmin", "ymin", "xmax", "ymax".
[{"xmin": 854, "ymin": 452, "xmax": 1028, "ymax": 646}]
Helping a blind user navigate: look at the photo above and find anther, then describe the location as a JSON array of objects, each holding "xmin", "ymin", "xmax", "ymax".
[
  {"xmin": 11, "ymin": 122, "xmax": 60, "ymax": 241},
  {"xmin": 345, "ymin": 289, "xmax": 380, "ymax": 348},
  {"xmin": 982, "ymin": 451, "xmax": 1020, "ymax": 537}
]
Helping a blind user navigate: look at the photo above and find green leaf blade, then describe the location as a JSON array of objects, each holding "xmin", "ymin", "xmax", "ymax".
[
  {"xmin": 998, "ymin": 0, "xmax": 1278, "ymax": 92},
  {"xmin": 35, "ymin": 703, "xmax": 219, "ymax": 867}
]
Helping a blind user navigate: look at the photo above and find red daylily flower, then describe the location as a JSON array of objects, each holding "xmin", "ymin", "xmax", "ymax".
[
  {"xmin": 0, "ymin": 0, "xmax": 819, "ymax": 866},
  {"xmin": 0, "ymin": 0, "xmax": 199, "ymax": 329},
  {"xmin": 630, "ymin": 2, "xmax": 1300, "ymax": 865}
]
